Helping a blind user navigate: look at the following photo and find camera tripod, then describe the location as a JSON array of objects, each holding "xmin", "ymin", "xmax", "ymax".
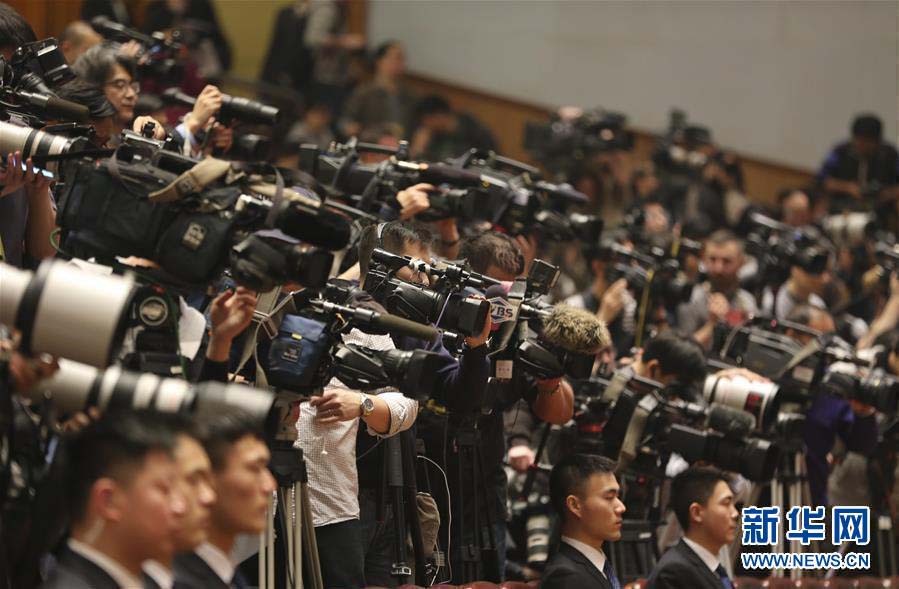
[
  {"xmin": 260, "ymin": 441, "xmax": 324, "ymax": 589},
  {"xmin": 379, "ymin": 429, "xmax": 430, "ymax": 586},
  {"xmin": 453, "ymin": 416, "xmax": 499, "ymax": 584}
]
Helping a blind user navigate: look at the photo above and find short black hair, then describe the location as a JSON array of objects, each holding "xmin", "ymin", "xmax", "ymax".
[
  {"xmin": 549, "ymin": 453, "xmax": 617, "ymax": 520},
  {"xmin": 56, "ymin": 78, "xmax": 116, "ymax": 119},
  {"xmin": 358, "ymin": 220, "xmax": 433, "ymax": 281},
  {"xmin": 72, "ymin": 43, "xmax": 135, "ymax": 88},
  {"xmin": 851, "ymin": 114, "xmax": 882, "ymax": 141},
  {"xmin": 414, "ymin": 94, "xmax": 452, "ymax": 121},
  {"xmin": 642, "ymin": 331, "xmax": 707, "ymax": 386},
  {"xmin": 670, "ymin": 466, "xmax": 732, "ymax": 532},
  {"xmin": 65, "ymin": 410, "xmax": 176, "ymax": 524},
  {"xmin": 0, "ymin": 2, "xmax": 36, "ymax": 50},
  {"xmin": 459, "ymin": 231, "xmax": 524, "ymax": 276},
  {"xmin": 200, "ymin": 409, "xmax": 266, "ymax": 472}
]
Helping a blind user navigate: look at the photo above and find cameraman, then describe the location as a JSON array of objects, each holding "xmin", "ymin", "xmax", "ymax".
[
  {"xmin": 171, "ymin": 85, "xmax": 234, "ymax": 159},
  {"xmin": 817, "ymin": 113, "xmax": 899, "ymax": 213},
  {"xmin": 676, "ymin": 230, "xmax": 757, "ymax": 351},
  {"xmin": 760, "ymin": 245, "xmax": 832, "ymax": 320},
  {"xmin": 783, "ymin": 305, "xmax": 879, "ymax": 508},
  {"xmin": 0, "ymin": 4, "xmax": 56, "ymax": 267}
]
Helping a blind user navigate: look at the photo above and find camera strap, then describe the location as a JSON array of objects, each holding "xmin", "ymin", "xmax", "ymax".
[
  {"xmin": 148, "ymin": 157, "xmax": 232, "ymax": 203},
  {"xmin": 618, "ymin": 393, "xmax": 659, "ymax": 468}
]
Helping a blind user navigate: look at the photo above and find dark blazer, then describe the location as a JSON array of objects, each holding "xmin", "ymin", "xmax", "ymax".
[
  {"xmin": 173, "ymin": 552, "xmax": 229, "ymax": 589},
  {"xmin": 541, "ymin": 542, "xmax": 613, "ymax": 589},
  {"xmin": 40, "ymin": 548, "xmax": 121, "ymax": 589},
  {"xmin": 646, "ymin": 539, "xmax": 727, "ymax": 589}
]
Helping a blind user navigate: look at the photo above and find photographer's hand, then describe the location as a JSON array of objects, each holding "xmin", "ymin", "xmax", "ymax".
[
  {"xmin": 508, "ymin": 444, "xmax": 536, "ymax": 473},
  {"xmin": 9, "ymin": 352, "xmax": 58, "ymax": 393},
  {"xmin": 464, "ymin": 308, "xmax": 492, "ymax": 349},
  {"xmin": 397, "ymin": 183, "xmax": 433, "ymax": 220},
  {"xmin": 204, "ymin": 122, "xmax": 233, "ymax": 156},
  {"xmin": 312, "ymin": 390, "xmax": 391, "ymax": 433},
  {"xmin": 598, "ymin": 278, "xmax": 627, "ymax": 324},
  {"xmin": 185, "ymin": 85, "xmax": 223, "ymax": 136},
  {"xmin": 132, "ymin": 116, "xmax": 167, "ymax": 140},
  {"xmin": 207, "ymin": 287, "xmax": 257, "ymax": 362}
]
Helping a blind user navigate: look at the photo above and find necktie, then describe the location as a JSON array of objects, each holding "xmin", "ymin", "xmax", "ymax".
[
  {"xmin": 716, "ymin": 564, "xmax": 733, "ymax": 589},
  {"xmin": 602, "ymin": 559, "xmax": 621, "ymax": 589},
  {"xmin": 230, "ymin": 569, "xmax": 249, "ymax": 589}
]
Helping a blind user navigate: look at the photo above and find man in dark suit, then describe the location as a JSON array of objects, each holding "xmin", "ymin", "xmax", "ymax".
[
  {"xmin": 542, "ymin": 454, "xmax": 626, "ymax": 589},
  {"xmin": 646, "ymin": 467, "xmax": 739, "ymax": 589},
  {"xmin": 173, "ymin": 410, "xmax": 276, "ymax": 589},
  {"xmin": 41, "ymin": 411, "xmax": 185, "ymax": 589},
  {"xmin": 143, "ymin": 415, "xmax": 218, "ymax": 589}
]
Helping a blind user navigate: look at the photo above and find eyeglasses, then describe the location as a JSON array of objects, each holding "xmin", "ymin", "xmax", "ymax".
[{"xmin": 106, "ymin": 79, "xmax": 140, "ymax": 93}]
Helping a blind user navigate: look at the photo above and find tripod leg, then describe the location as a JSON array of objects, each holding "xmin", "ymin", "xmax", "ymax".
[
  {"xmin": 300, "ymin": 482, "xmax": 324, "ymax": 589},
  {"xmin": 260, "ymin": 498, "xmax": 272, "ymax": 589},
  {"xmin": 293, "ymin": 483, "xmax": 302, "ymax": 589},
  {"xmin": 401, "ymin": 433, "xmax": 428, "ymax": 585},
  {"xmin": 268, "ymin": 491, "xmax": 276, "ymax": 589}
]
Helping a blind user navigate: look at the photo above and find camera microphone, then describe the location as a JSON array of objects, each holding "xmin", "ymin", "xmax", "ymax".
[
  {"xmin": 418, "ymin": 163, "xmax": 484, "ymax": 188},
  {"xmin": 707, "ymin": 403, "xmax": 756, "ymax": 439},
  {"xmin": 12, "ymin": 89, "xmax": 89, "ymax": 122},
  {"xmin": 540, "ymin": 305, "xmax": 610, "ymax": 356},
  {"xmin": 90, "ymin": 16, "xmax": 157, "ymax": 47}
]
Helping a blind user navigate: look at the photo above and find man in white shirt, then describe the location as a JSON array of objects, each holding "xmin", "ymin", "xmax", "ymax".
[
  {"xmin": 41, "ymin": 412, "xmax": 186, "ymax": 589},
  {"xmin": 174, "ymin": 410, "xmax": 276, "ymax": 589},
  {"xmin": 542, "ymin": 454, "xmax": 626, "ymax": 589},
  {"xmin": 295, "ymin": 328, "xmax": 418, "ymax": 589},
  {"xmin": 646, "ymin": 467, "xmax": 738, "ymax": 589}
]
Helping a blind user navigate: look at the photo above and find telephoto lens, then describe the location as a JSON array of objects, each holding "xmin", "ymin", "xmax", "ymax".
[
  {"xmin": 26, "ymin": 358, "xmax": 276, "ymax": 425},
  {"xmin": 0, "ymin": 260, "xmax": 135, "ymax": 367},
  {"xmin": 0, "ymin": 121, "xmax": 87, "ymax": 180}
]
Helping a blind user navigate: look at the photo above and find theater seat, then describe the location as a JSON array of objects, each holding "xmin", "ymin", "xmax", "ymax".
[
  {"xmin": 733, "ymin": 577, "xmax": 765, "ymax": 589},
  {"xmin": 500, "ymin": 582, "xmax": 533, "ymax": 589}
]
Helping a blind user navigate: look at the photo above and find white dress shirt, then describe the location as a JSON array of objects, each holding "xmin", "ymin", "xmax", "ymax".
[
  {"xmin": 682, "ymin": 536, "xmax": 721, "ymax": 573},
  {"xmin": 141, "ymin": 560, "xmax": 173, "ymax": 589},
  {"xmin": 195, "ymin": 542, "xmax": 236, "ymax": 586},
  {"xmin": 561, "ymin": 536, "xmax": 609, "ymax": 579},
  {"xmin": 67, "ymin": 538, "xmax": 143, "ymax": 588}
]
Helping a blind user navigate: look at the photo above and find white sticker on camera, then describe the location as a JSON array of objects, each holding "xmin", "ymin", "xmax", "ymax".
[
  {"xmin": 496, "ymin": 360, "xmax": 514, "ymax": 379},
  {"xmin": 489, "ymin": 297, "xmax": 516, "ymax": 324}
]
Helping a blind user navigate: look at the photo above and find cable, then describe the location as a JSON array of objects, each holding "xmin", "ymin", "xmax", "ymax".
[{"xmin": 418, "ymin": 454, "xmax": 452, "ymax": 585}]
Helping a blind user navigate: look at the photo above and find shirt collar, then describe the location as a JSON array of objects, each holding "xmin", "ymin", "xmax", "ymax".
[
  {"xmin": 561, "ymin": 536, "xmax": 608, "ymax": 578},
  {"xmin": 195, "ymin": 542, "xmax": 236, "ymax": 585},
  {"xmin": 142, "ymin": 560, "xmax": 173, "ymax": 589},
  {"xmin": 67, "ymin": 538, "xmax": 144, "ymax": 588},
  {"xmin": 682, "ymin": 536, "xmax": 721, "ymax": 572}
]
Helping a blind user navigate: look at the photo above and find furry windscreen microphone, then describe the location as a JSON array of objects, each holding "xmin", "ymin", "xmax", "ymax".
[{"xmin": 540, "ymin": 305, "xmax": 610, "ymax": 356}]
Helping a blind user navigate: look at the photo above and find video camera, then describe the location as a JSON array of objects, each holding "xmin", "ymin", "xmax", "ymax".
[
  {"xmin": 742, "ymin": 212, "xmax": 833, "ymax": 292},
  {"xmin": 573, "ymin": 371, "xmax": 780, "ymax": 482},
  {"xmin": 716, "ymin": 317, "xmax": 899, "ymax": 415},
  {"xmin": 0, "ymin": 37, "xmax": 91, "ymax": 129},
  {"xmin": 363, "ymin": 248, "xmax": 492, "ymax": 338},
  {"xmin": 54, "ymin": 132, "xmax": 350, "ymax": 290},
  {"xmin": 523, "ymin": 108, "xmax": 634, "ymax": 180},
  {"xmin": 90, "ymin": 16, "xmax": 184, "ymax": 81},
  {"xmin": 488, "ymin": 260, "xmax": 604, "ymax": 381},
  {"xmin": 300, "ymin": 139, "xmax": 604, "ymax": 244},
  {"xmin": 263, "ymin": 288, "xmax": 445, "ymax": 400}
]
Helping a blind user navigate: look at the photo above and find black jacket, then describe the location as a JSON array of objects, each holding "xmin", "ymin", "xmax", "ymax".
[
  {"xmin": 541, "ymin": 542, "xmax": 613, "ymax": 589},
  {"xmin": 645, "ymin": 539, "xmax": 727, "ymax": 589},
  {"xmin": 173, "ymin": 552, "xmax": 229, "ymax": 589},
  {"xmin": 40, "ymin": 548, "xmax": 121, "ymax": 589}
]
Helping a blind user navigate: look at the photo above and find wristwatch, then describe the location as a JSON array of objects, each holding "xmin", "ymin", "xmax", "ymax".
[{"xmin": 359, "ymin": 393, "xmax": 375, "ymax": 417}]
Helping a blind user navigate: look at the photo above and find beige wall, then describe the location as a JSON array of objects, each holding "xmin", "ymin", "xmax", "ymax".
[{"xmin": 214, "ymin": 0, "xmax": 293, "ymax": 82}]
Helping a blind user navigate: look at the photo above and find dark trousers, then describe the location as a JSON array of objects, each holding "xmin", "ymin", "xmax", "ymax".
[
  {"xmin": 315, "ymin": 519, "xmax": 365, "ymax": 589},
  {"xmin": 359, "ymin": 488, "xmax": 400, "ymax": 588}
]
